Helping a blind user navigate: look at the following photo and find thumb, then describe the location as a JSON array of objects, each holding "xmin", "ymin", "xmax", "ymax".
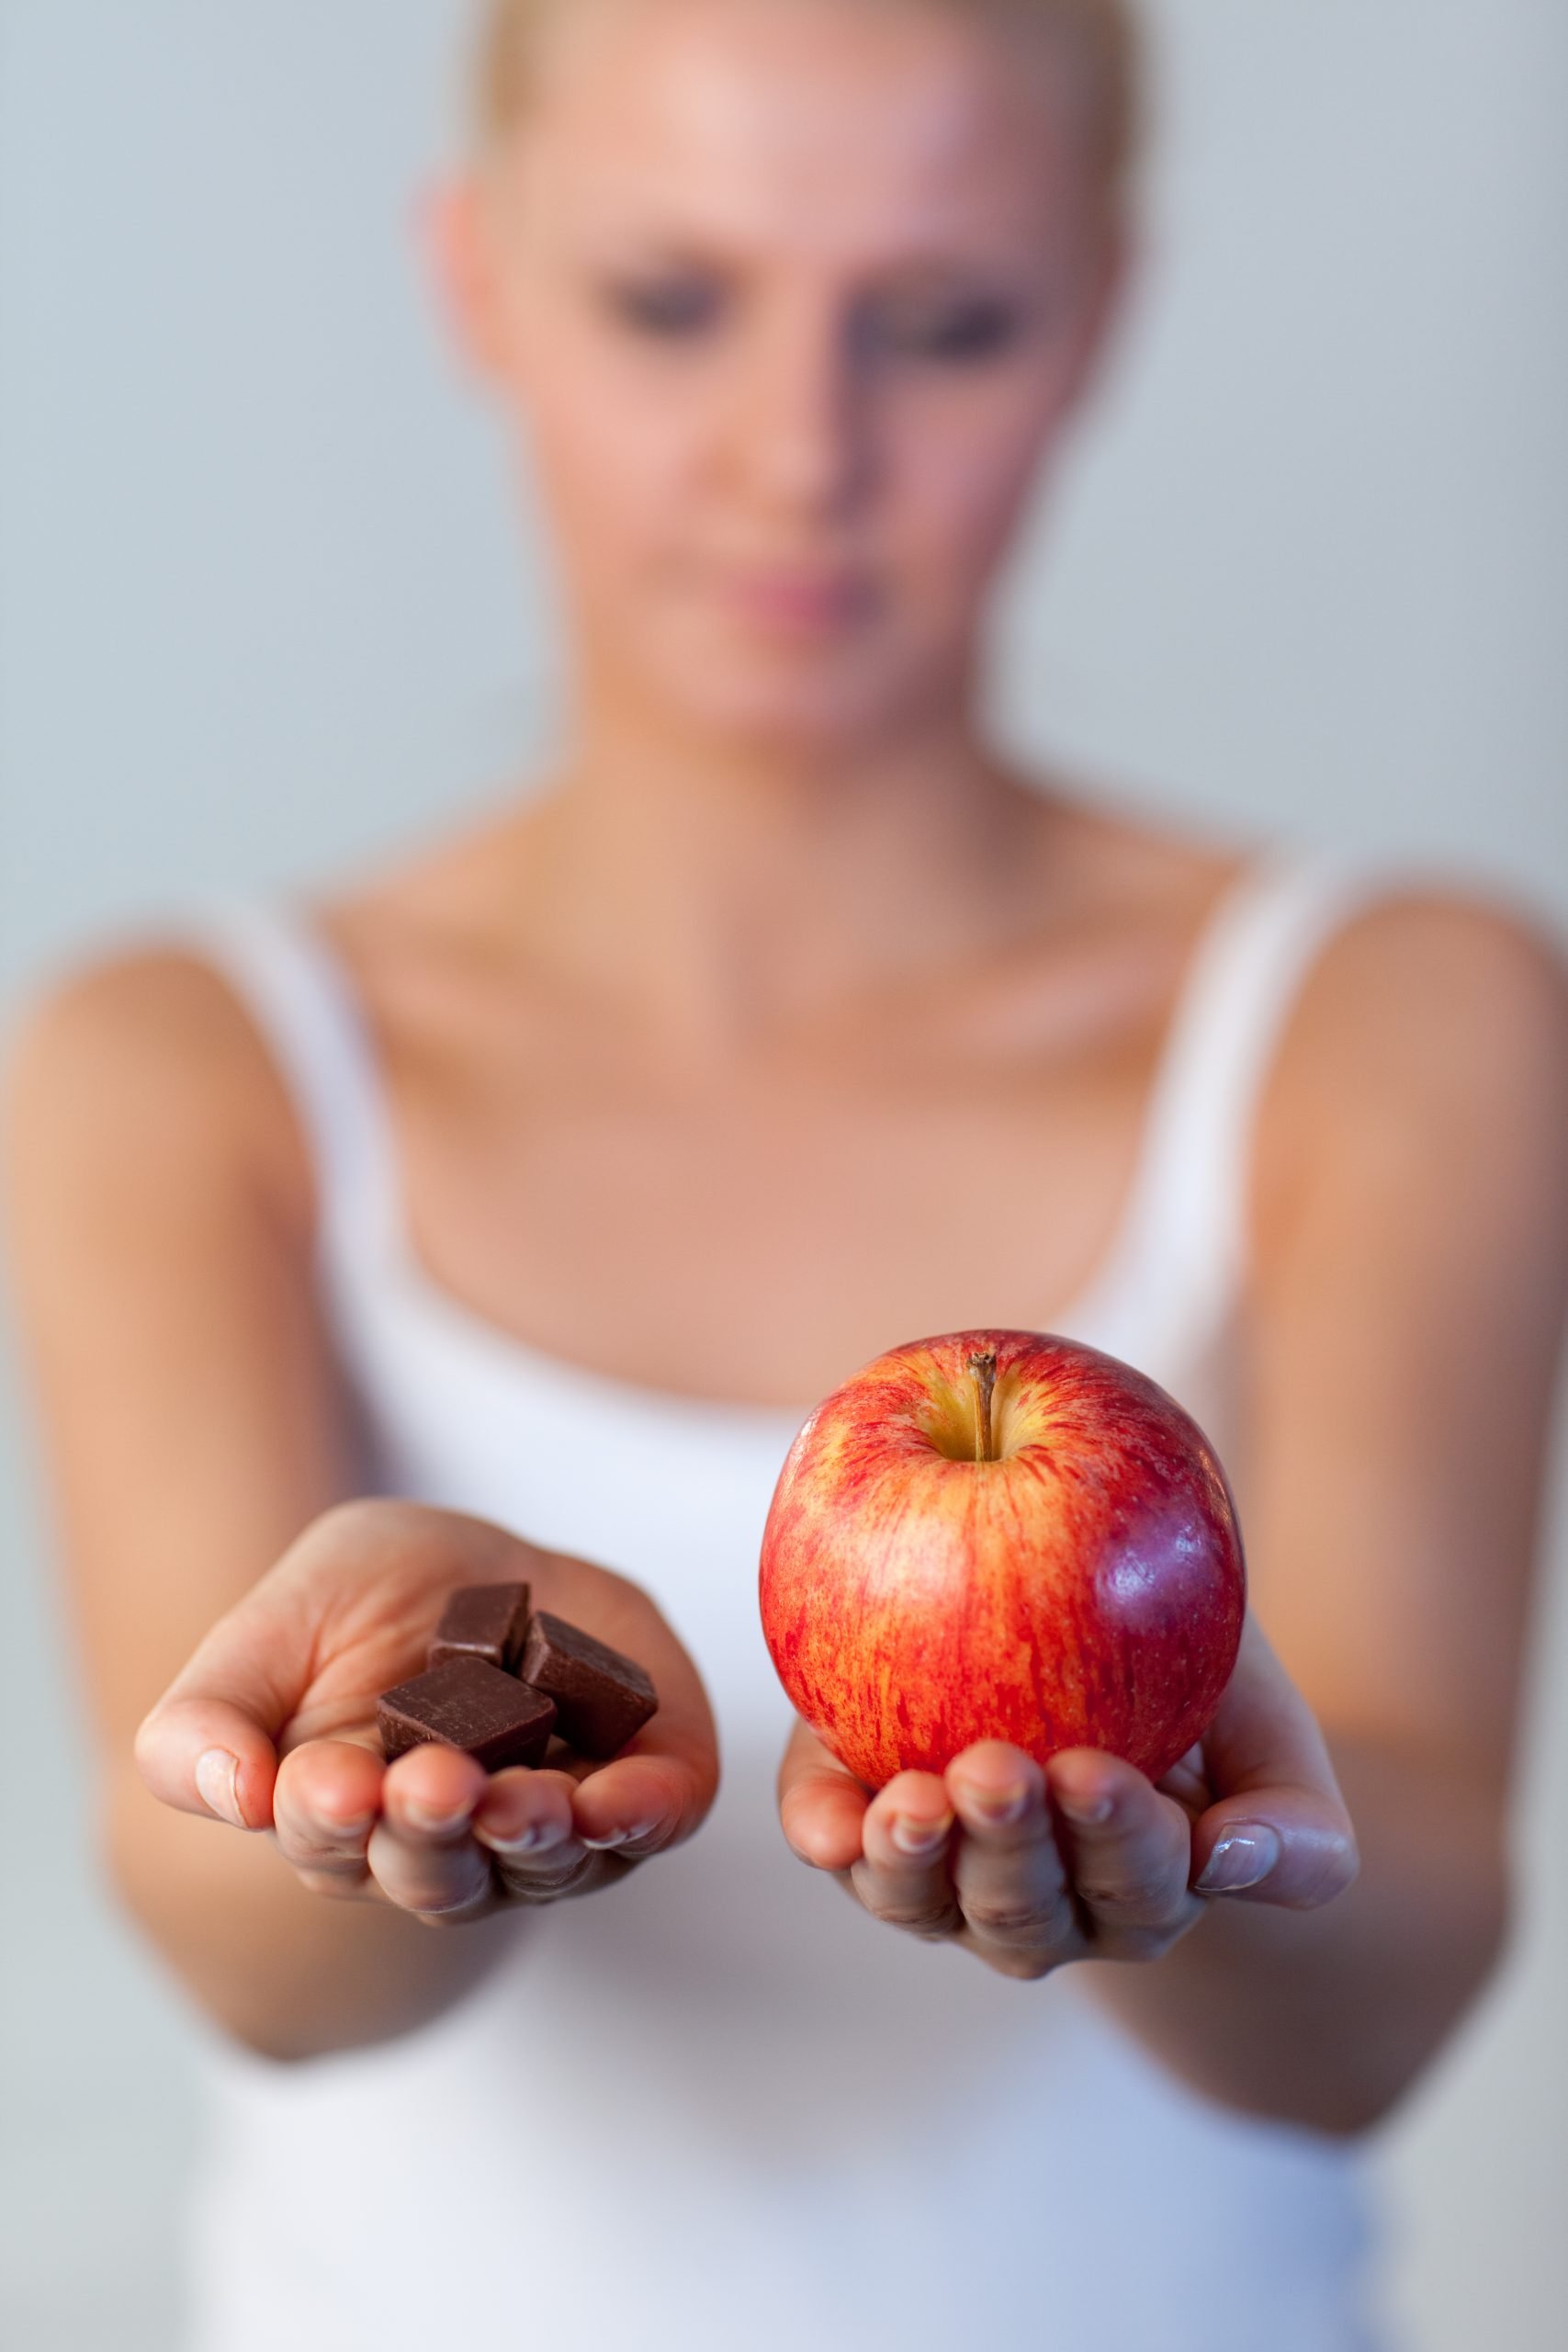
[
  {"xmin": 1190, "ymin": 1611, "xmax": 1360, "ymax": 1910},
  {"xmin": 134, "ymin": 1574, "xmax": 313, "ymax": 1832}
]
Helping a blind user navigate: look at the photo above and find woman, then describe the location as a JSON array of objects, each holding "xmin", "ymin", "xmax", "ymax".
[{"xmin": 6, "ymin": 1, "xmax": 1566, "ymax": 2346}]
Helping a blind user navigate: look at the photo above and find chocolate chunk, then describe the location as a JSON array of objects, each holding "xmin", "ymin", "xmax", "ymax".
[
  {"xmin": 427, "ymin": 1579, "xmax": 532, "ymax": 1674},
  {"xmin": 517, "ymin": 1610, "xmax": 658, "ymax": 1759},
  {"xmin": 378, "ymin": 1656, "xmax": 557, "ymax": 1772}
]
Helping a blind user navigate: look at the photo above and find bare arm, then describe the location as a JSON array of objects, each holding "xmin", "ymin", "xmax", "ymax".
[
  {"xmin": 1081, "ymin": 890, "xmax": 1568, "ymax": 2132},
  {"xmin": 779, "ymin": 889, "xmax": 1568, "ymax": 2137},
  {"xmin": 2, "ymin": 949, "xmax": 718, "ymax": 2062}
]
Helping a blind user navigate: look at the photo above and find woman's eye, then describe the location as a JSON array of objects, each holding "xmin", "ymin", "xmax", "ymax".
[
  {"xmin": 604, "ymin": 279, "xmax": 722, "ymax": 338},
  {"xmin": 872, "ymin": 302, "xmax": 1024, "ymax": 363}
]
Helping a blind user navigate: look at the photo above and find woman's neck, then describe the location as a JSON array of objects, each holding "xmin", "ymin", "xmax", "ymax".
[{"xmin": 494, "ymin": 697, "xmax": 1067, "ymax": 1058}]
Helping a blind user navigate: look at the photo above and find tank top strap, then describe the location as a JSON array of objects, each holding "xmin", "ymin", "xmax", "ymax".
[
  {"xmin": 1095, "ymin": 842, "xmax": 1397, "ymax": 1353},
  {"xmin": 179, "ymin": 894, "xmax": 403, "ymax": 1269}
]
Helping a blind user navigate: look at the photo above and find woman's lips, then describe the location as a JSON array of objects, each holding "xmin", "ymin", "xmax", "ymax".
[{"xmin": 716, "ymin": 567, "xmax": 874, "ymax": 634}]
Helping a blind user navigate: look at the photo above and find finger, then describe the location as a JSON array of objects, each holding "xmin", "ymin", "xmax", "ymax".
[
  {"xmin": 471, "ymin": 1765, "xmax": 576, "ymax": 1858},
  {"xmin": 1192, "ymin": 1614, "xmax": 1359, "ymax": 1908},
  {"xmin": 567, "ymin": 1750, "xmax": 704, "ymax": 1858},
  {"xmin": 470, "ymin": 1766, "xmax": 610, "ymax": 1902},
  {"xmin": 944, "ymin": 1741, "xmax": 1081, "ymax": 1961},
  {"xmin": 777, "ymin": 1713, "xmax": 873, "ymax": 1871},
  {"xmin": 1043, "ymin": 1747, "xmax": 1197, "ymax": 1948},
  {"xmin": 368, "ymin": 1741, "xmax": 496, "ymax": 1919},
  {"xmin": 852, "ymin": 1769, "xmax": 964, "ymax": 1939},
  {"xmin": 272, "ymin": 1738, "xmax": 385, "ymax": 1889}
]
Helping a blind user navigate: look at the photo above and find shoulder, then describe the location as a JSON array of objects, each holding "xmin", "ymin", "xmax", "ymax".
[
  {"xmin": 1254, "ymin": 874, "xmax": 1568, "ymax": 1281},
  {"xmin": 1273, "ymin": 876, "xmax": 1568, "ymax": 1125},
  {"xmin": 1, "ymin": 936, "xmax": 315, "ymax": 1242},
  {"xmin": 1293, "ymin": 876, "xmax": 1568, "ymax": 1057}
]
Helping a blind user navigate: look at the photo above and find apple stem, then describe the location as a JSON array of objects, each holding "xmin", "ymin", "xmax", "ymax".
[{"xmin": 967, "ymin": 1349, "xmax": 998, "ymax": 1464}]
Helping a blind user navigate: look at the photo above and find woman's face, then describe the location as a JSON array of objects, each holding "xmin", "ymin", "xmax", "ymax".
[{"xmin": 440, "ymin": 0, "xmax": 1128, "ymax": 752}]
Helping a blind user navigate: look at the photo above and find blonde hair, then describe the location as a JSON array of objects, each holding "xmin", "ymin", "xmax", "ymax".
[{"xmin": 473, "ymin": 0, "xmax": 1144, "ymax": 206}]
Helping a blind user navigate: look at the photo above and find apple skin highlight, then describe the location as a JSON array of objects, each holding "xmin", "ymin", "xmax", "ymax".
[{"xmin": 758, "ymin": 1329, "xmax": 1246, "ymax": 1789}]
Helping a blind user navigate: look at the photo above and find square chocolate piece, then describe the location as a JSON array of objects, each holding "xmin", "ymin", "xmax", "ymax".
[
  {"xmin": 427, "ymin": 1579, "xmax": 532, "ymax": 1674},
  {"xmin": 378, "ymin": 1656, "xmax": 557, "ymax": 1772},
  {"xmin": 518, "ymin": 1610, "xmax": 658, "ymax": 1759}
]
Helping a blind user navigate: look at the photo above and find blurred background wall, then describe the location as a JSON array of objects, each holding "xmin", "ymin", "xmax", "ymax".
[{"xmin": 1, "ymin": 3, "xmax": 1564, "ymax": 2346}]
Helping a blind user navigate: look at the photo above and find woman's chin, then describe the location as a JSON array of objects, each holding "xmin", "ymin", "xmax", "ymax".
[{"xmin": 653, "ymin": 651, "xmax": 938, "ymax": 759}]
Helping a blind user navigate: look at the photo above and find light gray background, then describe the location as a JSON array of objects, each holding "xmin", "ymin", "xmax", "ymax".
[{"xmin": 2, "ymin": 3, "xmax": 1564, "ymax": 2346}]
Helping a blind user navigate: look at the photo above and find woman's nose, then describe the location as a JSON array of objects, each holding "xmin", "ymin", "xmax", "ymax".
[{"xmin": 724, "ymin": 306, "xmax": 875, "ymax": 524}]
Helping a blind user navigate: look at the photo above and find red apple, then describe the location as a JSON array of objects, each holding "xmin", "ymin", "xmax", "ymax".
[{"xmin": 759, "ymin": 1329, "xmax": 1245, "ymax": 1786}]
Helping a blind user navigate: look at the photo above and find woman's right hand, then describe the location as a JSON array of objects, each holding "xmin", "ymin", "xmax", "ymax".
[{"xmin": 134, "ymin": 1499, "xmax": 719, "ymax": 1924}]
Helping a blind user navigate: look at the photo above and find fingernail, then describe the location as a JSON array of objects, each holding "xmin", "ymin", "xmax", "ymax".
[
  {"xmin": 890, "ymin": 1811, "xmax": 953, "ymax": 1859},
  {"xmin": 321, "ymin": 1808, "xmax": 376, "ymax": 1843},
  {"xmin": 475, "ymin": 1816, "xmax": 571, "ymax": 1857},
  {"xmin": 1055, "ymin": 1787, "xmax": 1113, "ymax": 1828},
  {"xmin": 416, "ymin": 1890, "xmax": 491, "ymax": 1921},
  {"xmin": 195, "ymin": 1747, "xmax": 244, "ymax": 1829},
  {"xmin": 1196, "ymin": 1824, "xmax": 1281, "ymax": 1894},
  {"xmin": 402, "ymin": 1800, "xmax": 473, "ymax": 1837},
  {"xmin": 581, "ymin": 1818, "xmax": 660, "ymax": 1851},
  {"xmin": 961, "ymin": 1784, "xmax": 1031, "ymax": 1826}
]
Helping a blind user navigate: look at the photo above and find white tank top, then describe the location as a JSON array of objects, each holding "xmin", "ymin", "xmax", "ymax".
[{"xmin": 173, "ymin": 841, "xmax": 1395, "ymax": 2352}]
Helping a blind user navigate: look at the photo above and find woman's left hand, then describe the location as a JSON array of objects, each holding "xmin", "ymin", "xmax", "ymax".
[{"xmin": 775, "ymin": 1610, "xmax": 1359, "ymax": 1979}]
